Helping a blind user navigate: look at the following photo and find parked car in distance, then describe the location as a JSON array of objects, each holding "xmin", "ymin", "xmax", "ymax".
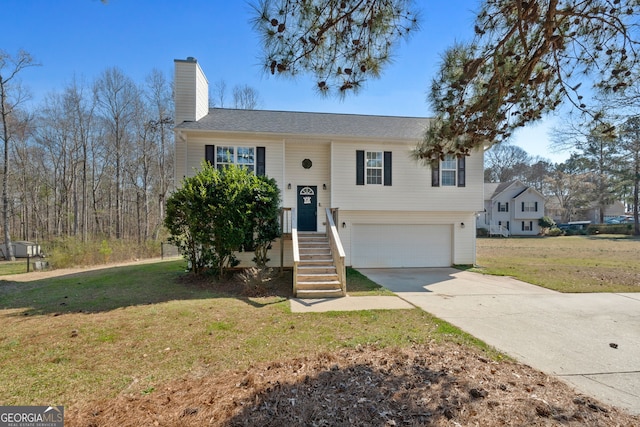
[
  {"xmin": 558, "ymin": 221, "xmax": 591, "ymax": 230},
  {"xmin": 605, "ymin": 215, "xmax": 633, "ymax": 224}
]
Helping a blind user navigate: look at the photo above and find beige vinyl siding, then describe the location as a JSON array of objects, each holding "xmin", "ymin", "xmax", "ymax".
[
  {"xmin": 237, "ymin": 210, "xmax": 477, "ymax": 269},
  {"xmin": 174, "ymin": 133, "xmax": 187, "ymax": 183},
  {"xmin": 194, "ymin": 66, "xmax": 209, "ymax": 121},
  {"xmin": 282, "ymin": 141, "xmax": 331, "ymax": 231},
  {"xmin": 336, "ymin": 210, "xmax": 476, "ymax": 266},
  {"xmin": 174, "ymin": 60, "xmax": 208, "ymax": 124},
  {"xmin": 174, "ymin": 133, "xmax": 286, "ymax": 198},
  {"xmin": 331, "ymin": 142, "xmax": 484, "ymax": 212}
]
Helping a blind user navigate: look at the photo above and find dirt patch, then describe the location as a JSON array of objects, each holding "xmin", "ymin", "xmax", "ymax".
[{"xmin": 69, "ymin": 343, "xmax": 638, "ymax": 426}]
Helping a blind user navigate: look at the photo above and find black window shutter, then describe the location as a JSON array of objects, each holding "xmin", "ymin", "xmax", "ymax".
[
  {"xmin": 535, "ymin": 201, "xmax": 538, "ymax": 212},
  {"xmin": 522, "ymin": 202, "xmax": 525, "ymax": 211},
  {"xmin": 356, "ymin": 150, "xmax": 365, "ymax": 185},
  {"xmin": 457, "ymin": 156, "xmax": 466, "ymax": 187},
  {"xmin": 383, "ymin": 151, "xmax": 392, "ymax": 186},
  {"xmin": 256, "ymin": 147, "xmax": 266, "ymax": 176},
  {"xmin": 205, "ymin": 145, "xmax": 215, "ymax": 165},
  {"xmin": 431, "ymin": 159, "xmax": 440, "ymax": 187},
  {"xmin": 522, "ymin": 221, "xmax": 525, "ymax": 231},
  {"xmin": 507, "ymin": 221, "xmax": 510, "ymax": 230},
  {"xmin": 506, "ymin": 202, "xmax": 509, "ymax": 212}
]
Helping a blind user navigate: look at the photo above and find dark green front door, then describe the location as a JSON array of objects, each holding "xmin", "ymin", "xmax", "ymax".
[{"xmin": 297, "ymin": 186, "xmax": 317, "ymax": 232}]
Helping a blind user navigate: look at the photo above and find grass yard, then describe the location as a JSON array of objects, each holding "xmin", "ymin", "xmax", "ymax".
[
  {"xmin": 0, "ymin": 260, "xmax": 492, "ymax": 408},
  {"xmin": 1, "ymin": 258, "xmax": 638, "ymax": 425},
  {"xmin": 474, "ymin": 234, "xmax": 640, "ymax": 293},
  {"xmin": 0, "ymin": 260, "xmax": 29, "ymax": 275}
]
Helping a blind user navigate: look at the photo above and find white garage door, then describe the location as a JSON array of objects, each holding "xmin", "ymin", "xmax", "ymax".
[{"xmin": 352, "ymin": 224, "xmax": 452, "ymax": 268}]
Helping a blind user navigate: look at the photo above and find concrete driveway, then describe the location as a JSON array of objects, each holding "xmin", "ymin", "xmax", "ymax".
[{"xmin": 358, "ymin": 268, "xmax": 640, "ymax": 416}]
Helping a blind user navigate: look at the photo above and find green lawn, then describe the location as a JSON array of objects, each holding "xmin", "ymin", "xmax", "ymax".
[
  {"xmin": 0, "ymin": 260, "xmax": 30, "ymax": 276},
  {"xmin": 0, "ymin": 260, "xmax": 496, "ymax": 407},
  {"xmin": 474, "ymin": 235, "xmax": 640, "ymax": 292},
  {"xmin": 3, "ymin": 236, "xmax": 635, "ymax": 408}
]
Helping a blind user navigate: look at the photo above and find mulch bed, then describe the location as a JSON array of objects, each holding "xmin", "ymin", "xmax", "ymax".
[{"xmin": 69, "ymin": 342, "xmax": 639, "ymax": 426}]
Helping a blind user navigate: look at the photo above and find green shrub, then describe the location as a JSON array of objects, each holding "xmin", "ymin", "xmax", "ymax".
[
  {"xmin": 587, "ymin": 224, "xmax": 633, "ymax": 235},
  {"xmin": 165, "ymin": 163, "xmax": 281, "ymax": 278},
  {"xmin": 565, "ymin": 228, "xmax": 587, "ymax": 236},
  {"xmin": 538, "ymin": 216, "xmax": 556, "ymax": 235},
  {"xmin": 476, "ymin": 227, "xmax": 489, "ymax": 237},
  {"xmin": 547, "ymin": 227, "xmax": 564, "ymax": 236}
]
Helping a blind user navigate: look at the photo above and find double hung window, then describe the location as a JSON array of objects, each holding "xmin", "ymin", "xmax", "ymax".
[
  {"xmin": 216, "ymin": 146, "xmax": 255, "ymax": 172},
  {"xmin": 366, "ymin": 151, "xmax": 383, "ymax": 185}
]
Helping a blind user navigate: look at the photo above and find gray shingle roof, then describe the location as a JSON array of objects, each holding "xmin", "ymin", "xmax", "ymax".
[
  {"xmin": 176, "ymin": 108, "xmax": 431, "ymax": 141},
  {"xmin": 484, "ymin": 181, "xmax": 516, "ymax": 200}
]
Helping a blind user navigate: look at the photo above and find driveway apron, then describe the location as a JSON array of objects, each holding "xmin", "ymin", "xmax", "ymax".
[{"xmin": 358, "ymin": 267, "xmax": 640, "ymax": 416}]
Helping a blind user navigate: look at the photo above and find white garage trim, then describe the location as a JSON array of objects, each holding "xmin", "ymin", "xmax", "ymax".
[{"xmin": 351, "ymin": 224, "xmax": 452, "ymax": 268}]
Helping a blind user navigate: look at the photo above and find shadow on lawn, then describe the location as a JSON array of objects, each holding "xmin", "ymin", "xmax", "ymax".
[{"xmin": 0, "ymin": 260, "xmax": 294, "ymax": 316}]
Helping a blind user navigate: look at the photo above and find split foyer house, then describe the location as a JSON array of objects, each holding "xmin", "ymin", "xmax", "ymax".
[
  {"xmin": 478, "ymin": 180, "xmax": 546, "ymax": 236},
  {"xmin": 173, "ymin": 57, "xmax": 484, "ymax": 295}
]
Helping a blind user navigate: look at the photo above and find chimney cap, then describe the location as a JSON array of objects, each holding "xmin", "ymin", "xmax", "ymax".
[{"xmin": 186, "ymin": 56, "xmax": 197, "ymax": 62}]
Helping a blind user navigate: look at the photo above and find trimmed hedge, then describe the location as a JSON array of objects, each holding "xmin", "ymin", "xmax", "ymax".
[{"xmin": 587, "ymin": 224, "xmax": 634, "ymax": 235}]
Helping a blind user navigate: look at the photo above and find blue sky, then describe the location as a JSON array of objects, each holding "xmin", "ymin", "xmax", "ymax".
[{"xmin": 5, "ymin": 0, "xmax": 567, "ymax": 162}]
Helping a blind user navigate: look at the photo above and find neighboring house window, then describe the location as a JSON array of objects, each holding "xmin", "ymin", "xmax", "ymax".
[
  {"xmin": 205, "ymin": 145, "xmax": 266, "ymax": 176},
  {"xmin": 522, "ymin": 221, "xmax": 533, "ymax": 231},
  {"xmin": 498, "ymin": 202, "xmax": 509, "ymax": 212},
  {"xmin": 522, "ymin": 201, "xmax": 539, "ymax": 212},
  {"xmin": 356, "ymin": 150, "xmax": 392, "ymax": 186},
  {"xmin": 366, "ymin": 151, "xmax": 383, "ymax": 184},
  {"xmin": 431, "ymin": 155, "xmax": 466, "ymax": 187}
]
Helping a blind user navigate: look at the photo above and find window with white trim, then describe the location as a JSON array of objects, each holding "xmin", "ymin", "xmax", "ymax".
[
  {"xmin": 498, "ymin": 202, "xmax": 508, "ymax": 212},
  {"xmin": 441, "ymin": 154, "xmax": 457, "ymax": 186},
  {"xmin": 522, "ymin": 201, "xmax": 538, "ymax": 212},
  {"xmin": 216, "ymin": 146, "xmax": 255, "ymax": 172},
  {"xmin": 366, "ymin": 151, "xmax": 383, "ymax": 185},
  {"xmin": 522, "ymin": 221, "xmax": 533, "ymax": 231}
]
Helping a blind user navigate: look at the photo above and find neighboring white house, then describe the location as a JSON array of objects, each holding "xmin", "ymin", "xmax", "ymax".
[
  {"xmin": 173, "ymin": 57, "xmax": 484, "ymax": 270},
  {"xmin": 478, "ymin": 181, "xmax": 546, "ymax": 236}
]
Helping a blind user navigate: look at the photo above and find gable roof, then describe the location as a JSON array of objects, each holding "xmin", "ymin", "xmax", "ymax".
[
  {"xmin": 485, "ymin": 180, "xmax": 546, "ymax": 202},
  {"xmin": 484, "ymin": 181, "xmax": 516, "ymax": 200},
  {"xmin": 175, "ymin": 108, "xmax": 431, "ymax": 141}
]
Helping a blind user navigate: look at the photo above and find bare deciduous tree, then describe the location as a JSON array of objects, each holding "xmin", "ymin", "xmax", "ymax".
[
  {"xmin": 232, "ymin": 84, "xmax": 262, "ymax": 110},
  {"xmin": 0, "ymin": 49, "xmax": 39, "ymax": 260},
  {"xmin": 484, "ymin": 143, "xmax": 532, "ymax": 183},
  {"xmin": 210, "ymin": 79, "xmax": 227, "ymax": 108},
  {"xmin": 94, "ymin": 67, "xmax": 139, "ymax": 239}
]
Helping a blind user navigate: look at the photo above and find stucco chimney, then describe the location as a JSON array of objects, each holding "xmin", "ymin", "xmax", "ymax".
[{"xmin": 174, "ymin": 57, "xmax": 209, "ymax": 124}]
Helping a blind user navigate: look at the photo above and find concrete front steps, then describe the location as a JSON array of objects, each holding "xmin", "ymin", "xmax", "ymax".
[{"xmin": 296, "ymin": 233, "xmax": 344, "ymax": 298}]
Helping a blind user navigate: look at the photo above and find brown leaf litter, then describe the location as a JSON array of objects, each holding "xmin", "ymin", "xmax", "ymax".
[{"xmin": 69, "ymin": 342, "xmax": 639, "ymax": 426}]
